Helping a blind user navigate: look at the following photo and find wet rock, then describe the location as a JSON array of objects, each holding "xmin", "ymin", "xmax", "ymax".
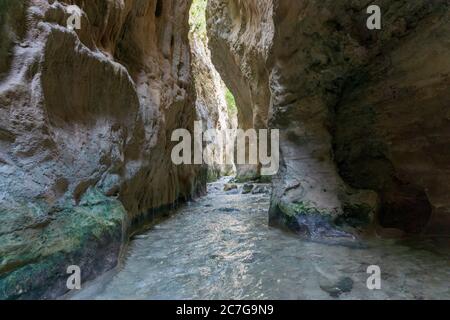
[
  {"xmin": 224, "ymin": 184, "xmax": 238, "ymax": 192},
  {"xmin": 207, "ymin": 0, "xmax": 272, "ymax": 180},
  {"xmin": 252, "ymin": 185, "xmax": 270, "ymax": 195},
  {"xmin": 242, "ymin": 253, "xmax": 256, "ymax": 264},
  {"xmin": 133, "ymin": 234, "xmax": 150, "ymax": 240},
  {"xmin": 271, "ymin": 200, "xmax": 355, "ymax": 241},
  {"xmin": 218, "ymin": 208, "xmax": 239, "ymax": 213},
  {"xmin": 0, "ymin": 0, "xmax": 203, "ymax": 299},
  {"xmin": 207, "ymin": 0, "xmax": 450, "ymax": 237},
  {"xmin": 242, "ymin": 184, "xmax": 255, "ymax": 194},
  {"xmin": 320, "ymin": 277, "xmax": 354, "ymax": 298},
  {"xmin": 0, "ymin": 189, "xmax": 126, "ymax": 300},
  {"xmin": 190, "ymin": 1, "xmax": 236, "ymax": 178},
  {"xmin": 334, "ymin": 203, "xmax": 376, "ymax": 229}
]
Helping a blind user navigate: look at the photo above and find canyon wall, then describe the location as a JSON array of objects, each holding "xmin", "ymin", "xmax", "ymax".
[
  {"xmin": 207, "ymin": 0, "xmax": 450, "ymax": 239},
  {"xmin": 1, "ymin": 0, "xmax": 449, "ymax": 300},
  {"xmin": 207, "ymin": 0, "xmax": 273, "ymax": 180},
  {"xmin": 190, "ymin": 0, "xmax": 236, "ymax": 180},
  {"xmin": 0, "ymin": 0, "xmax": 202, "ymax": 299}
]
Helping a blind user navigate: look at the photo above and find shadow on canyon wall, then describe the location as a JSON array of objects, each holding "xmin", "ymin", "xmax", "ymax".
[{"xmin": 0, "ymin": 0, "xmax": 449, "ymax": 299}]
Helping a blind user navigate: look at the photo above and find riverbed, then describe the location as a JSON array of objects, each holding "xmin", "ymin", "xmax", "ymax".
[{"xmin": 71, "ymin": 177, "xmax": 450, "ymax": 300}]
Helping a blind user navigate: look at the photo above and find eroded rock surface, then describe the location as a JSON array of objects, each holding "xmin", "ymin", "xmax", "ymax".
[
  {"xmin": 206, "ymin": 0, "xmax": 273, "ymax": 180},
  {"xmin": 206, "ymin": 0, "xmax": 450, "ymax": 238},
  {"xmin": 1, "ymin": 0, "xmax": 449, "ymax": 300},
  {"xmin": 0, "ymin": 0, "xmax": 203, "ymax": 299},
  {"xmin": 189, "ymin": 0, "xmax": 236, "ymax": 180}
]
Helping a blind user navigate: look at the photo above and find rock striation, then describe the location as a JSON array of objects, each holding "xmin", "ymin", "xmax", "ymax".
[
  {"xmin": 0, "ymin": 0, "xmax": 203, "ymax": 299},
  {"xmin": 189, "ymin": 0, "xmax": 236, "ymax": 180},
  {"xmin": 1, "ymin": 0, "xmax": 449, "ymax": 300},
  {"xmin": 206, "ymin": 0, "xmax": 273, "ymax": 180},
  {"xmin": 206, "ymin": 0, "xmax": 450, "ymax": 238}
]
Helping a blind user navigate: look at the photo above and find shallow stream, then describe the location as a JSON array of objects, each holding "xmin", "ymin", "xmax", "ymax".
[{"xmin": 71, "ymin": 177, "xmax": 450, "ymax": 300}]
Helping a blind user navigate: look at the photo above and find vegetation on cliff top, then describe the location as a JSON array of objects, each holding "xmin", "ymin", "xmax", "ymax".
[
  {"xmin": 189, "ymin": 0, "xmax": 207, "ymax": 41},
  {"xmin": 189, "ymin": 0, "xmax": 238, "ymax": 118}
]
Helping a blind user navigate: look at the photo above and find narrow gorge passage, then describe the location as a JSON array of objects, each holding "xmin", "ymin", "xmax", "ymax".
[
  {"xmin": 1, "ymin": 0, "xmax": 449, "ymax": 301},
  {"xmin": 70, "ymin": 178, "xmax": 450, "ymax": 300}
]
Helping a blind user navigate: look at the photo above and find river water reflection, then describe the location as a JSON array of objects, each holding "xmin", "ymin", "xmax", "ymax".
[{"xmin": 72, "ymin": 178, "xmax": 450, "ymax": 300}]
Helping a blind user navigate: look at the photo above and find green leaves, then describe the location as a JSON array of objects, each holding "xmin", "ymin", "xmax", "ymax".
[
  {"xmin": 225, "ymin": 88, "xmax": 237, "ymax": 116},
  {"xmin": 189, "ymin": 0, "xmax": 208, "ymax": 40}
]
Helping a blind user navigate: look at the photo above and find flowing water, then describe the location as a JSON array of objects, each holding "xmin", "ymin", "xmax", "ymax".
[{"xmin": 71, "ymin": 177, "xmax": 450, "ymax": 300}]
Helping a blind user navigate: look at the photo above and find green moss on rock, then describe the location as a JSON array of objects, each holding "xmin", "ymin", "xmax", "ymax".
[
  {"xmin": 279, "ymin": 200, "xmax": 330, "ymax": 218},
  {"xmin": 0, "ymin": 188, "xmax": 126, "ymax": 299},
  {"xmin": 335, "ymin": 203, "xmax": 373, "ymax": 228}
]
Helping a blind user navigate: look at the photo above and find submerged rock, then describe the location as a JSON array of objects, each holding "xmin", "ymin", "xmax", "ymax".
[
  {"xmin": 320, "ymin": 277, "xmax": 354, "ymax": 298},
  {"xmin": 252, "ymin": 185, "xmax": 271, "ymax": 195},
  {"xmin": 242, "ymin": 184, "xmax": 255, "ymax": 194},
  {"xmin": 189, "ymin": 0, "xmax": 237, "ymax": 178}
]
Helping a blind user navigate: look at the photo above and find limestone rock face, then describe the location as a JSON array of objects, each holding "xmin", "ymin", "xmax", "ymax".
[
  {"xmin": 189, "ymin": 10, "xmax": 236, "ymax": 180},
  {"xmin": 206, "ymin": 0, "xmax": 450, "ymax": 238},
  {"xmin": 0, "ymin": 0, "xmax": 202, "ymax": 299},
  {"xmin": 206, "ymin": 0, "xmax": 273, "ymax": 180}
]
